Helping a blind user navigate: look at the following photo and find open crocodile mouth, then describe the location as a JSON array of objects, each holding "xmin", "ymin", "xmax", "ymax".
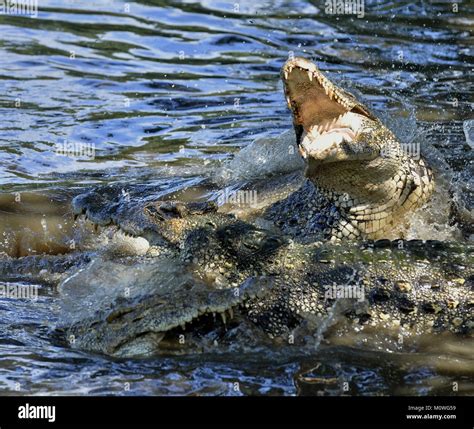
[
  {"xmin": 281, "ymin": 57, "xmax": 374, "ymax": 159},
  {"xmin": 65, "ymin": 275, "xmax": 274, "ymax": 356}
]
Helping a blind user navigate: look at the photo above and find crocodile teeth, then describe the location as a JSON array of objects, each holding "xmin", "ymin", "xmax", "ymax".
[
  {"xmin": 220, "ymin": 312, "xmax": 227, "ymax": 324},
  {"xmin": 307, "ymin": 71, "xmax": 313, "ymax": 81},
  {"xmin": 228, "ymin": 307, "xmax": 234, "ymax": 319},
  {"xmin": 284, "ymin": 70, "xmax": 288, "ymax": 80}
]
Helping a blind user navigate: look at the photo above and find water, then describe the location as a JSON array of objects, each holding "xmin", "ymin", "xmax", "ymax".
[{"xmin": 0, "ymin": 0, "xmax": 473, "ymax": 395}]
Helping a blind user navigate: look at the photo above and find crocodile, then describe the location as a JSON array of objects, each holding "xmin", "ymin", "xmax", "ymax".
[
  {"xmin": 4, "ymin": 57, "xmax": 470, "ymax": 357},
  {"xmin": 275, "ymin": 57, "xmax": 434, "ymax": 240},
  {"xmin": 70, "ymin": 58, "xmax": 435, "ymax": 243},
  {"xmin": 56, "ymin": 202, "xmax": 472, "ymax": 357}
]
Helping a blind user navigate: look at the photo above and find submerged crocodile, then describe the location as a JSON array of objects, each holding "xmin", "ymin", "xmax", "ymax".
[
  {"xmin": 57, "ymin": 202, "xmax": 473, "ymax": 356},
  {"xmin": 3, "ymin": 58, "xmax": 471, "ymax": 357}
]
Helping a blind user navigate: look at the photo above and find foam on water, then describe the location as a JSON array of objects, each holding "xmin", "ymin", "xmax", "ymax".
[{"xmin": 218, "ymin": 130, "xmax": 304, "ymax": 184}]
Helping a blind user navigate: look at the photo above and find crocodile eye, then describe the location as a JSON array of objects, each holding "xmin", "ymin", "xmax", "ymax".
[
  {"xmin": 243, "ymin": 241, "xmax": 260, "ymax": 250},
  {"xmin": 265, "ymin": 236, "xmax": 284, "ymax": 247},
  {"xmin": 205, "ymin": 221, "xmax": 217, "ymax": 229},
  {"xmin": 144, "ymin": 205, "xmax": 165, "ymax": 221}
]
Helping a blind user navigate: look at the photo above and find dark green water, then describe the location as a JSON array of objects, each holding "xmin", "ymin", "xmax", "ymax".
[{"xmin": 0, "ymin": 0, "xmax": 472, "ymax": 395}]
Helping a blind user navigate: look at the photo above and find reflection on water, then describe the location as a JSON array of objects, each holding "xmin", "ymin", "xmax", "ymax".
[{"xmin": 0, "ymin": 0, "xmax": 473, "ymax": 395}]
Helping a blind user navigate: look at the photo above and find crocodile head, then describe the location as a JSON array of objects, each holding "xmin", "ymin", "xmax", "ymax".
[
  {"xmin": 61, "ymin": 261, "xmax": 273, "ymax": 357},
  {"xmin": 282, "ymin": 57, "xmax": 434, "ymax": 239},
  {"xmin": 282, "ymin": 56, "xmax": 376, "ymax": 162}
]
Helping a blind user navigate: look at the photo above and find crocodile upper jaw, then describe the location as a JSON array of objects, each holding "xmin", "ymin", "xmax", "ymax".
[{"xmin": 281, "ymin": 56, "xmax": 376, "ymax": 163}]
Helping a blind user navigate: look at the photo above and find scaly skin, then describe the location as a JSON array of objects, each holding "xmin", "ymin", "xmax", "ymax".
[
  {"xmin": 2, "ymin": 195, "xmax": 470, "ymax": 356},
  {"xmin": 54, "ymin": 208, "xmax": 473, "ymax": 356}
]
